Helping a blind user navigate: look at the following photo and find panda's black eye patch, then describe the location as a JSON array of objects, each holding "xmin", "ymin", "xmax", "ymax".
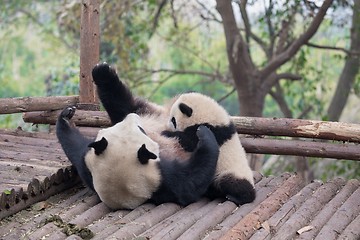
[
  {"xmin": 138, "ymin": 126, "xmax": 146, "ymax": 135},
  {"xmin": 171, "ymin": 117, "xmax": 177, "ymax": 129}
]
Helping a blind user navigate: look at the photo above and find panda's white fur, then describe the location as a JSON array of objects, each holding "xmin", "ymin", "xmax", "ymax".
[
  {"xmin": 169, "ymin": 93, "xmax": 232, "ymax": 130},
  {"xmin": 85, "ymin": 113, "xmax": 161, "ymax": 209},
  {"xmin": 168, "ymin": 92, "xmax": 255, "ymax": 204}
]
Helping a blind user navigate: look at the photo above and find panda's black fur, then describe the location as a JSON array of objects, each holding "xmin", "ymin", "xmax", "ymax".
[{"xmin": 56, "ymin": 106, "xmax": 219, "ymax": 209}]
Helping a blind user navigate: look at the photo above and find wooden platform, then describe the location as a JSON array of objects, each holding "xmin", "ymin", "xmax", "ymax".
[{"xmin": 0, "ymin": 129, "xmax": 359, "ymax": 240}]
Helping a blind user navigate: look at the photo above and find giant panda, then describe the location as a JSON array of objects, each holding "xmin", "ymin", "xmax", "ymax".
[
  {"xmin": 91, "ymin": 63, "xmax": 255, "ymax": 205},
  {"xmin": 56, "ymin": 106, "xmax": 219, "ymax": 209},
  {"xmin": 163, "ymin": 92, "xmax": 256, "ymax": 205}
]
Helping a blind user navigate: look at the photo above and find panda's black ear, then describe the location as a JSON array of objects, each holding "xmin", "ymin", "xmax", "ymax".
[
  {"xmin": 88, "ymin": 137, "xmax": 108, "ymax": 155},
  {"xmin": 179, "ymin": 103, "xmax": 193, "ymax": 117},
  {"xmin": 137, "ymin": 144, "xmax": 157, "ymax": 165}
]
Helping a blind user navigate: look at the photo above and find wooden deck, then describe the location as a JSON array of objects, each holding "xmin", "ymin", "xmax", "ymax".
[{"xmin": 0, "ymin": 129, "xmax": 359, "ymax": 240}]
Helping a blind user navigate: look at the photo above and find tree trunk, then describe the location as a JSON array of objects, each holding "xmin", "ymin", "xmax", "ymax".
[{"xmin": 327, "ymin": 0, "xmax": 360, "ymax": 121}]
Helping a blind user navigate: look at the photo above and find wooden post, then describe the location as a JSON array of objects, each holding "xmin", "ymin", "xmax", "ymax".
[{"xmin": 79, "ymin": 0, "xmax": 100, "ymax": 110}]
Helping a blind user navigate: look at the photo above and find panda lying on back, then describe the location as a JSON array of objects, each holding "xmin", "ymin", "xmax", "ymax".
[
  {"xmin": 56, "ymin": 107, "xmax": 219, "ymax": 209},
  {"xmin": 91, "ymin": 63, "xmax": 255, "ymax": 205}
]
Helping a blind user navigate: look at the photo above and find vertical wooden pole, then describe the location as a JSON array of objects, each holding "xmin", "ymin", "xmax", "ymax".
[{"xmin": 79, "ymin": 0, "xmax": 100, "ymax": 109}]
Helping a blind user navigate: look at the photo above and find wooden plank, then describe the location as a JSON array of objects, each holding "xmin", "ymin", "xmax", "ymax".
[
  {"xmin": 145, "ymin": 200, "xmax": 219, "ymax": 240},
  {"xmin": 23, "ymin": 110, "xmax": 110, "ymax": 127},
  {"xmin": 92, "ymin": 204, "xmax": 155, "ymax": 238},
  {"xmin": 108, "ymin": 203, "xmax": 181, "ymax": 239},
  {"xmin": 249, "ymin": 181, "xmax": 323, "ymax": 240},
  {"xmin": 0, "ymin": 96, "xmax": 79, "ymax": 114},
  {"xmin": 220, "ymin": 174, "xmax": 305, "ymax": 240},
  {"xmin": 232, "ymin": 116, "xmax": 360, "ymax": 143},
  {"xmin": 23, "ymin": 111, "xmax": 360, "ymax": 143},
  {"xmin": 198, "ymin": 174, "xmax": 290, "ymax": 240},
  {"xmin": 297, "ymin": 179, "xmax": 360, "ymax": 240},
  {"xmin": 241, "ymin": 137, "xmax": 360, "ymax": 161},
  {"xmin": 337, "ymin": 214, "xmax": 360, "ymax": 240},
  {"xmin": 0, "ymin": 188, "xmax": 89, "ymax": 238},
  {"xmin": 315, "ymin": 186, "xmax": 360, "ymax": 239},
  {"xmin": 271, "ymin": 178, "xmax": 346, "ymax": 240},
  {"xmin": 79, "ymin": 0, "xmax": 100, "ymax": 105}
]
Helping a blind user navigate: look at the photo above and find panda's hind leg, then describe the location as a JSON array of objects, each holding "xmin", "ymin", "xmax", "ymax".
[{"xmin": 214, "ymin": 174, "xmax": 256, "ymax": 205}]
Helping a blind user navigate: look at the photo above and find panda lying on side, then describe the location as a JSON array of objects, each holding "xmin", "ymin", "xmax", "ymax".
[
  {"xmin": 91, "ymin": 63, "xmax": 255, "ymax": 205},
  {"xmin": 56, "ymin": 107, "xmax": 219, "ymax": 210}
]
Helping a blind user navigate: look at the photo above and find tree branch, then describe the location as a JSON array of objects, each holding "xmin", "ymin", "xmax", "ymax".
[
  {"xmin": 269, "ymin": 83, "xmax": 293, "ymax": 118},
  {"xmin": 197, "ymin": 0, "xmax": 222, "ymax": 24},
  {"xmin": 306, "ymin": 42, "xmax": 352, "ymax": 55},
  {"xmin": 260, "ymin": 0, "xmax": 333, "ymax": 79},
  {"xmin": 237, "ymin": 0, "xmax": 270, "ymax": 58},
  {"xmin": 151, "ymin": 0, "xmax": 168, "ymax": 35}
]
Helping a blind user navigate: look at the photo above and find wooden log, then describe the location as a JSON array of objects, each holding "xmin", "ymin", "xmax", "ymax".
[
  {"xmin": 249, "ymin": 181, "xmax": 323, "ymax": 240},
  {"xmin": 80, "ymin": 0, "xmax": 100, "ymax": 104},
  {"xmin": 109, "ymin": 203, "xmax": 181, "ymax": 239},
  {"xmin": 297, "ymin": 179, "xmax": 360, "ymax": 240},
  {"xmin": 23, "ymin": 110, "xmax": 110, "ymax": 127},
  {"xmin": 23, "ymin": 110, "xmax": 360, "ymax": 143},
  {"xmin": 337, "ymin": 214, "xmax": 360, "ymax": 240},
  {"xmin": 272, "ymin": 178, "xmax": 346, "ymax": 240},
  {"xmin": 93, "ymin": 204, "xmax": 155, "ymax": 238},
  {"xmin": 241, "ymin": 138, "xmax": 360, "ymax": 161},
  {"xmin": 140, "ymin": 199, "xmax": 211, "ymax": 240},
  {"xmin": 315, "ymin": 186, "xmax": 360, "ymax": 239},
  {"xmin": 0, "ymin": 96, "xmax": 79, "ymax": 114},
  {"xmin": 232, "ymin": 116, "xmax": 360, "ymax": 143},
  {"xmin": 220, "ymin": 174, "xmax": 305, "ymax": 240},
  {"xmin": 201, "ymin": 174, "xmax": 290, "ymax": 240},
  {"xmin": 22, "ymin": 110, "xmax": 360, "ymax": 160}
]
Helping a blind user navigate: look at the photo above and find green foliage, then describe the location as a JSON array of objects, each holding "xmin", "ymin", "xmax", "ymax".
[{"xmin": 0, "ymin": 0, "xmax": 358, "ymax": 181}]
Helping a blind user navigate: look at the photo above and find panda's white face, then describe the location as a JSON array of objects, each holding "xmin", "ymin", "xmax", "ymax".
[
  {"xmin": 169, "ymin": 92, "xmax": 231, "ymax": 131},
  {"xmin": 85, "ymin": 113, "xmax": 161, "ymax": 209}
]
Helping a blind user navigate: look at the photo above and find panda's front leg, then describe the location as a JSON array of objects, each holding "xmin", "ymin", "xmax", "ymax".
[
  {"xmin": 56, "ymin": 106, "xmax": 94, "ymax": 190},
  {"xmin": 92, "ymin": 63, "xmax": 136, "ymax": 124},
  {"xmin": 169, "ymin": 125, "xmax": 220, "ymax": 206}
]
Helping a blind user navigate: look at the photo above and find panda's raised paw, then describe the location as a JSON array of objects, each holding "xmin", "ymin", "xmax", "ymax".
[
  {"xmin": 92, "ymin": 62, "xmax": 118, "ymax": 85},
  {"xmin": 60, "ymin": 106, "xmax": 76, "ymax": 120},
  {"xmin": 196, "ymin": 125, "xmax": 216, "ymax": 142}
]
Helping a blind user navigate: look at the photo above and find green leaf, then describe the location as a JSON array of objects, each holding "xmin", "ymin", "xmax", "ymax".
[{"xmin": 3, "ymin": 190, "xmax": 11, "ymax": 195}]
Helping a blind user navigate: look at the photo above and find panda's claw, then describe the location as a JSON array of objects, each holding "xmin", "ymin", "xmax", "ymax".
[{"xmin": 61, "ymin": 106, "xmax": 76, "ymax": 120}]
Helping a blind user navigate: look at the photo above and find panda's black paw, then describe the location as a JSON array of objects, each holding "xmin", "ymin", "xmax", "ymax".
[
  {"xmin": 197, "ymin": 125, "xmax": 214, "ymax": 139},
  {"xmin": 196, "ymin": 125, "xmax": 217, "ymax": 147},
  {"xmin": 92, "ymin": 62, "xmax": 118, "ymax": 85},
  {"xmin": 225, "ymin": 194, "xmax": 241, "ymax": 205},
  {"xmin": 60, "ymin": 106, "xmax": 76, "ymax": 120}
]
